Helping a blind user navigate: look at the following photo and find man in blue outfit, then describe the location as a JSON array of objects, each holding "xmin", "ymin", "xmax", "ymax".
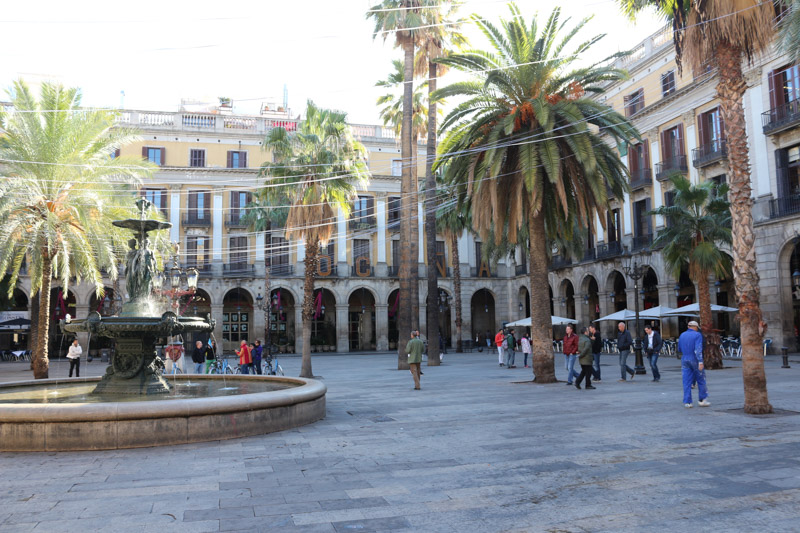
[{"xmin": 678, "ymin": 320, "xmax": 710, "ymax": 408}]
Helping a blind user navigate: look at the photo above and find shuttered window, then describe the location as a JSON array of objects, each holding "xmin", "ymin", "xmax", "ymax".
[
  {"xmin": 190, "ymin": 149, "xmax": 206, "ymax": 168},
  {"xmin": 140, "ymin": 188, "xmax": 167, "ymax": 215},
  {"xmin": 229, "ymin": 237, "xmax": 248, "ymax": 267},
  {"xmin": 188, "ymin": 190, "xmax": 211, "ymax": 221},
  {"xmin": 142, "ymin": 147, "xmax": 165, "ymax": 166},
  {"xmin": 227, "ymin": 151, "xmax": 248, "ymax": 169}
]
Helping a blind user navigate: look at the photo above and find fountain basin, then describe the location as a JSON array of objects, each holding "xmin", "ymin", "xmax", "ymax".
[{"xmin": 0, "ymin": 375, "xmax": 326, "ymax": 451}]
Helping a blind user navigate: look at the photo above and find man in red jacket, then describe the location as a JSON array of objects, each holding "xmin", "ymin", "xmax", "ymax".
[
  {"xmin": 495, "ymin": 328, "xmax": 506, "ymax": 366},
  {"xmin": 563, "ymin": 324, "xmax": 579, "ymax": 385}
]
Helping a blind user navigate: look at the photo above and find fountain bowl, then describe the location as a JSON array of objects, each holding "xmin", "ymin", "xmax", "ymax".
[{"xmin": 0, "ymin": 375, "xmax": 326, "ymax": 451}]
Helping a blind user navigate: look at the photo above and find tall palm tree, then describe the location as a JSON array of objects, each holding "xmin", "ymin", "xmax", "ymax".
[
  {"xmin": 416, "ymin": 0, "xmax": 468, "ymax": 366},
  {"xmin": 0, "ymin": 80, "xmax": 154, "ymax": 378},
  {"xmin": 651, "ymin": 174, "xmax": 731, "ymax": 370},
  {"xmin": 368, "ymin": 0, "xmax": 424, "ymax": 370},
  {"xmin": 259, "ymin": 100, "xmax": 369, "ymax": 378},
  {"xmin": 778, "ymin": 1, "xmax": 800, "ymax": 61},
  {"xmin": 434, "ymin": 4, "xmax": 637, "ymax": 383},
  {"xmin": 616, "ymin": 0, "xmax": 775, "ymax": 414}
]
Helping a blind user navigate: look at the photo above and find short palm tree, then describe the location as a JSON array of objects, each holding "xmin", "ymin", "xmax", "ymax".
[
  {"xmin": 434, "ymin": 4, "xmax": 637, "ymax": 383},
  {"xmin": 617, "ymin": 0, "xmax": 775, "ymax": 413},
  {"xmin": 368, "ymin": 1, "xmax": 424, "ymax": 370},
  {"xmin": 651, "ymin": 175, "xmax": 731, "ymax": 370},
  {"xmin": 0, "ymin": 80, "xmax": 154, "ymax": 378},
  {"xmin": 259, "ymin": 100, "xmax": 369, "ymax": 378}
]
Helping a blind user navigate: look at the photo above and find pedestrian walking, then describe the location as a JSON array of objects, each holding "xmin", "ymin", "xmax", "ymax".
[
  {"xmin": 191, "ymin": 340, "xmax": 206, "ymax": 374},
  {"xmin": 575, "ymin": 327, "xmax": 596, "ymax": 390},
  {"xmin": 485, "ymin": 330, "xmax": 492, "ymax": 349},
  {"xmin": 67, "ymin": 338, "xmax": 82, "ymax": 377},
  {"xmin": 589, "ymin": 325, "xmax": 603, "ymax": 381},
  {"xmin": 644, "ymin": 325, "xmax": 662, "ymax": 382},
  {"xmin": 495, "ymin": 328, "xmax": 506, "ymax": 366},
  {"xmin": 521, "ymin": 333, "xmax": 532, "ymax": 368},
  {"xmin": 563, "ymin": 325, "xmax": 579, "ymax": 385},
  {"xmin": 236, "ymin": 339, "xmax": 252, "ymax": 374},
  {"xmin": 506, "ymin": 329, "xmax": 517, "ymax": 368},
  {"xmin": 678, "ymin": 321, "xmax": 710, "ymax": 408},
  {"xmin": 406, "ymin": 330, "xmax": 424, "ymax": 390},
  {"xmin": 252, "ymin": 340, "xmax": 264, "ymax": 375},
  {"xmin": 616, "ymin": 322, "xmax": 635, "ymax": 382},
  {"xmin": 204, "ymin": 339, "xmax": 216, "ymax": 374}
]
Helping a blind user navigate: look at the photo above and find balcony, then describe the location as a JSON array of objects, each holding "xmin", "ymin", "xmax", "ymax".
[
  {"xmin": 269, "ymin": 264, "xmax": 294, "ymax": 277},
  {"xmin": 470, "ymin": 266, "xmax": 495, "ymax": 278},
  {"xmin": 655, "ymin": 155, "xmax": 688, "ymax": 181},
  {"xmin": 351, "ymin": 265, "xmax": 374, "ymax": 277},
  {"xmin": 631, "ymin": 233, "xmax": 653, "ymax": 251},
  {"xmin": 115, "ymin": 110, "xmax": 300, "ymax": 135},
  {"xmin": 349, "ymin": 217, "xmax": 376, "ymax": 231},
  {"xmin": 595, "ymin": 241, "xmax": 623, "ymax": 260},
  {"xmin": 769, "ymin": 194, "xmax": 800, "ymax": 219},
  {"xmin": 223, "ymin": 263, "xmax": 255, "ymax": 278},
  {"xmin": 692, "ymin": 139, "xmax": 728, "ymax": 168},
  {"xmin": 185, "ymin": 263, "xmax": 212, "ymax": 274},
  {"xmin": 387, "ymin": 266, "xmax": 399, "ymax": 277},
  {"xmin": 515, "ymin": 263, "xmax": 527, "ymax": 276},
  {"xmin": 225, "ymin": 213, "xmax": 247, "ymax": 228},
  {"xmin": 387, "ymin": 217, "xmax": 401, "ymax": 232},
  {"xmin": 629, "ymin": 168, "xmax": 652, "ymax": 191},
  {"xmin": 762, "ymin": 100, "xmax": 800, "ymax": 135},
  {"xmin": 182, "ymin": 214, "xmax": 211, "ymax": 227},
  {"xmin": 582, "ymin": 248, "xmax": 596, "ymax": 262},
  {"xmin": 549, "ymin": 255, "xmax": 572, "ymax": 270}
]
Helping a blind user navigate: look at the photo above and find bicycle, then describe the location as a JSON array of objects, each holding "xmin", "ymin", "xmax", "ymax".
[
  {"xmin": 207, "ymin": 358, "xmax": 234, "ymax": 375},
  {"xmin": 262, "ymin": 354, "xmax": 284, "ymax": 376}
]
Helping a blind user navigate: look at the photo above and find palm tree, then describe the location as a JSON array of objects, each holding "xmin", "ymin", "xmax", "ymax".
[
  {"xmin": 616, "ymin": 0, "xmax": 775, "ymax": 414},
  {"xmin": 778, "ymin": 1, "xmax": 800, "ymax": 61},
  {"xmin": 434, "ymin": 5, "xmax": 637, "ymax": 383},
  {"xmin": 0, "ymin": 80, "xmax": 154, "ymax": 378},
  {"xmin": 651, "ymin": 174, "xmax": 731, "ymax": 370},
  {"xmin": 368, "ymin": 0, "xmax": 424, "ymax": 370},
  {"xmin": 259, "ymin": 100, "xmax": 369, "ymax": 378},
  {"xmin": 416, "ymin": 1, "xmax": 468, "ymax": 366}
]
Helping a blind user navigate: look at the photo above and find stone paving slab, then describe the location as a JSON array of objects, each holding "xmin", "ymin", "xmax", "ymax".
[{"xmin": 1, "ymin": 353, "xmax": 800, "ymax": 531}]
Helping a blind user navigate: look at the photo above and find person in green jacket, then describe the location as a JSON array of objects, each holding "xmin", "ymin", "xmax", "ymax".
[
  {"xmin": 406, "ymin": 330, "xmax": 425, "ymax": 390},
  {"xmin": 575, "ymin": 326, "xmax": 596, "ymax": 390}
]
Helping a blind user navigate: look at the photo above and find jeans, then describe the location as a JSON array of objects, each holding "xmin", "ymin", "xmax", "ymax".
[
  {"xmin": 565, "ymin": 354, "xmax": 579, "ymax": 383},
  {"xmin": 619, "ymin": 350, "xmax": 634, "ymax": 380},
  {"xmin": 497, "ymin": 346, "xmax": 505, "ymax": 364},
  {"xmin": 241, "ymin": 363, "xmax": 250, "ymax": 375},
  {"xmin": 68, "ymin": 358, "xmax": 80, "ymax": 377},
  {"xmin": 252, "ymin": 357, "xmax": 262, "ymax": 375},
  {"xmin": 592, "ymin": 353, "xmax": 601, "ymax": 380},
  {"xmin": 682, "ymin": 359, "xmax": 708, "ymax": 404},
  {"xmin": 648, "ymin": 351, "xmax": 661, "ymax": 381},
  {"xmin": 523, "ymin": 351, "xmax": 530, "ymax": 366},
  {"xmin": 506, "ymin": 349, "xmax": 516, "ymax": 366},
  {"xmin": 194, "ymin": 362, "xmax": 204, "ymax": 374},
  {"xmin": 576, "ymin": 364, "xmax": 593, "ymax": 387}
]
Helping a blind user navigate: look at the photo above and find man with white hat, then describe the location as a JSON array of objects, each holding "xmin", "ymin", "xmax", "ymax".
[{"xmin": 678, "ymin": 321, "xmax": 709, "ymax": 408}]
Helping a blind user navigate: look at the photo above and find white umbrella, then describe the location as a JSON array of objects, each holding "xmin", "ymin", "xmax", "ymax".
[
  {"xmin": 505, "ymin": 316, "xmax": 576, "ymax": 327},
  {"xmin": 638, "ymin": 306, "xmax": 693, "ymax": 319},
  {"xmin": 662, "ymin": 303, "xmax": 738, "ymax": 316},
  {"xmin": 593, "ymin": 309, "xmax": 638, "ymax": 322}
]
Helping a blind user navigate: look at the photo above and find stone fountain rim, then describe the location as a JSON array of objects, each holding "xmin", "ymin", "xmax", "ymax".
[{"xmin": 0, "ymin": 375, "xmax": 326, "ymax": 423}]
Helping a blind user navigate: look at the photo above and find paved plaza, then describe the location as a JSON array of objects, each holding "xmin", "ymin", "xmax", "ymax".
[{"xmin": 1, "ymin": 351, "xmax": 800, "ymax": 532}]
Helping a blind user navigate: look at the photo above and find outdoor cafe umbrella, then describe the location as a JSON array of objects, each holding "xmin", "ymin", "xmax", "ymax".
[
  {"xmin": 505, "ymin": 315, "xmax": 576, "ymax": 327},
  {"xmin": 638, "ymin": 305, "xmax": 697, "ymax": 319},
  {"xmin": 0, "ymin": 317, "xmax": 31, "ymax": 331},
  {"xmin": 593, "ymin": 309, "xmax": 639, "ymax": 322},
  {"xmin": 662, "ymin": 303, "xmax": 738, "ymax": 316}
]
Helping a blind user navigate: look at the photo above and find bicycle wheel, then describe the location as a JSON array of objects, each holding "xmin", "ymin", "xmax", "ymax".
[
  {"xmin": 276, "ymin": 364, "xmax": 284, "ymax": 376},
  {"xmin": 225, "ymin": 366, "xmax": 234, "ymax": 375}
]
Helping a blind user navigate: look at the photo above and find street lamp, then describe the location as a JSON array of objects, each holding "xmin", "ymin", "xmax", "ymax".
[
  {"xmin": 793, "ymin": 270, "xmax": 800, "ymax": 288},
  {"xmin": 674, "ymin": 283, "xmax": 681, "ymax": 297},
  {"xmin": 622, "ymin": 252, "xmax": 650, "ymax": 375},
  {"xmin": 583, "ymin": 294, "xmax": 590, "ymax": 305},
  {"xmin": 155, "ymin": 243, "xmax": 200, "ymax": 318},
  {"xmin": 609, "ymin": 291, "xmax": 615, "ymax": 301}
]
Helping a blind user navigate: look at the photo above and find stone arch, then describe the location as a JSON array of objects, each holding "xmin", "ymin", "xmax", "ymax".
[
  {"xmin": 348, "ymin": 287, "xmax": 376, "ymax": 351},
  {"xmin": 346, "ymin": 286, "xmax": 379, "ymax": 304},
  {"xmin": 581, "ymin": 274, "xmax": 600, "ymax": 323},
  {"xmin": 559, "ymin": 279, "xmax": 576, "ymax": 320},
  {"xmin": 470, "ymin": 288, "xmax": 496, "ymax": 340},
  {"xmin": 222, "ymin": 288, "xmax": 254, "ymax": 351}
]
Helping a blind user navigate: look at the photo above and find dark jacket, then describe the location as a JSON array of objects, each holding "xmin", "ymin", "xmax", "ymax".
[
  {"xmin": 645, "ymin": 331, "xmax": 663, "ymax": 354},
  {"xmin": 191, "ymin": 346, "xmax": 205, "ymax": 364},
  {"xmin": 590, "ymin": 332, "xmax": 603, "ymax": 354},
  {"xmin": 252, "ymin": 344, "xmax": 263, "ymax": 360},
  {"xmin": 617, "ymin": 329, "xmax": 633, "ymax": 351},
  {"xmin": 578, "ymin": 335, "xmax": 593, "ymax": 365}
]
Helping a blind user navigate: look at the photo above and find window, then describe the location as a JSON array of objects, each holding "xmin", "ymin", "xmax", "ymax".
[
  {"xmin": 142, "ymin": 147, "xmax": 164, "ymax": 166},
  {"xmin": 353, "ymin": 239, "xmax": 371, "ymax": 265},
  {"xmin": 435, "ymin": 240, "xmax": 446, "ymax": 275},
  {"xmin": 664, "ymin": 191, "xmax": 676, "ymax": 228},
  {"xmin": 475, "ymin": 242, "xmax": 482, "ymax": 265},
  {"xmin": 227, "ymin": 151, "xmax": 248, "ymax": 169},
  {"xmin": 387, "ymin": 196, "xmax": 401, "ymax": 228},
  {"xmin": 769, "ymin": 64, "xmax": 800, "ymax": 110},
  {"xmin": 661, "ymin": 124, "xmax": 685, "ymax": 161},
  {"xmin": 624, "ymin": 88, "xmax": 645, "ymax": 117},
  {"xmin": 633, "ymin": 199, "xmax": 652, "ymax": 237},
  {"xmin": 190, "ymin": 149, "xmax": 206, "ymax": 168},
  {"xmin": 230, "ymin": 191, "xmax": 250, "ymax": 222},
  {"xmin": 270, "ymin": 237, "xmax": 289, "ymax": 273},
  {"xmin": 391, "ymin": 240, "xmax": 400, "ymax": 273},
  {"xmin": 391, "ymin": 159, "xmax": 402, "ymax": 176},
  {"xmin": 228, "ymin": 236, "xmax": 248, "ymax": 267},
  {"xmin": 628, "ymin": 141, "xmax": 650, "ymax": 182},
  {"xmin": 607, "ymin": 209, "xmax": 621, "ymax": 243},
  {"xmin": 318, "ymin": 242, "xmax": 335, "ymax": 274},
  {"xmin": 186, "ymin": 236, "xmax": 209, "ymax": 268},
  {"xmin": 188, "ymin": 190, "xmax": 211, "ymax": 221},
  {"xmin": 698, "ymin": 107, "xmax": 726, "ymax": 148},
  {"xmin": 661, "ymin": 71, "xmax": 676, "ymax": 98},
  {"xmin": 351, "ymin": 196, "xmax": 375, "ymax": 227},
  {"xmin": 141, "ymin": 188, "xmax": 167, "ymax": 215}
]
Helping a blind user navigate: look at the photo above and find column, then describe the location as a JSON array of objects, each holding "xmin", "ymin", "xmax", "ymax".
[
  {"xmin": 658, "ymin": 283, "xmax": 678, "ymax": 338},
  {"xmin": 459, "ymin": 232, "xmax": 471, "ymax": 267},
  {"xmin": 686, "ymin": 123, "xmax": 699, "ymax": 185},
  {"xmin": 336, "ymin": 304, "xmax": 349, "ymax": 353},
  {"xmin": 253, "ymin": 308, "xmax": 266, "ymax": 343},
  {"xmin": 296, "ymin": 238, "xmax": 306, "ymax": 278},
  {"xmin": 170, "ymin": 189, "xmax": 181, "ymax": 243},
  {"xmin": 375, "ymin": 303, "xmax": 388, "ymax": 350},
  {"xmin": 746, "ymin": 83, "xmax": 771, "ymax": 197},
  {"xmin": 212, "ymin": 190, "xmax": 223, "ymax": 262},
  {"xmin": 255, "ymin": 232, "xmax": 265, "ymax": 263},
  {"xmin": 650, "ymin": 137, "xmax": 664, "ymax": 228},
  {"xmin": 337, "ymin": 207, "xmax": 347, "ymax": 271},
  {"xmin": 294, "ymin": 306, "xmax": 304, "ymax": 355},
  {"xmin": 211, "ymin": 303, "xmax": 224, "ymax": 354},
  {"xmin": 418, "ymin": 202, "xmax": 425, "ymax": 264},
  {"xmin": 620, "ymin": 157, "xmax": 632, "ymax": 235},
  {"xmin": 376, "ymin": 198, "xmax": 387, "ymax": 263}
]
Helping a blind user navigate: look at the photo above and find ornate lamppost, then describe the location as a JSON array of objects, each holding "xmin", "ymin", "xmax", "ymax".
[
  {"xmin": 622, "ymin": 251, "xmax": 649, "ymax": 375},
  {"xmin": 154, "ymin": 243, "xmax": 199, "ymax": 315}
]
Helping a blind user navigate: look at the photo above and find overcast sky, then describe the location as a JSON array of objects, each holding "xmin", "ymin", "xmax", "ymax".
[{"xmin": 1, "ymin": 0, "xmax": 664, "ymax": 125}]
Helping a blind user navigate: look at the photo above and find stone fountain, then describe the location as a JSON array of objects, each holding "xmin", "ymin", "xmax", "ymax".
[
  {"xmin": 62, "ymin": 198, "xmax": 214, "ymax": 395},
  {"xmin": 0, "ymin": 199, "xmax": 326, "ymax": 451}
]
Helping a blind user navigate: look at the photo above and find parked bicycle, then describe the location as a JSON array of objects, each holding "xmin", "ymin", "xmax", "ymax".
[
  {"xmin": 207, "ymin": 358, "xmax": 234, "ymax": 375},
  {"xmin": 261, "ymin": 354, "xmax": 284, "ymax": 376}
]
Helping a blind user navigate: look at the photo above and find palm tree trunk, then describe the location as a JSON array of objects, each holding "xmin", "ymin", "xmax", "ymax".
[
  {"xmin": 716, "ymin": 41, "xmax": 771, "ymax": 413},
  {"xmin": 34, "ymin": 255, "xmax": 52, "ymax": 379},
  {"xmin": 397, "ymin": 36, "xmax": 414, "ymax": 371},
  {"xmin": 451, "ymin": 231, "xmax": 463, "ymax": 353},
  {"xmin": 528, "ymin": 208, "xmax": 556, "ymax": 382},
  {"xmin": 697, "ymin": 273, "xmax": 723, "ymax": 370},
  {"xmin": 265, "ymin": 256, "xmax": 271, "ymax": 352},
  {"xmin": 425, "ymin": 60, "xmax": 440, "ymax": 366},
  {"xmin": 300, "ymin": 239, "xmax": 319, "ymax": 378},
  {"xmin": 410, "ymin": 135, "xmax": 420, "ymax": 333},
  {"xmin": 29, "ymin": 292, "xmax": 39, "ymax": 371}
]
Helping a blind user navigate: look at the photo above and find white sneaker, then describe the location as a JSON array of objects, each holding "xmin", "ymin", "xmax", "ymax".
[
  {"xmin": 698, "ymin": 399, "xmax": 711, "ymax": 407},
  {"xmin": 684, "ymin": 403, "xmax": 693, "ymax": 408}
]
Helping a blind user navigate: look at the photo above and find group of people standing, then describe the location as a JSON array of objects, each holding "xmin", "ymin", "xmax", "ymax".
[
  {"xmin": 494, "ymin": 328, "xmax": 532, "ymax": 369},
  {"xmin": 190, "ymin": 338, "xmax": 266, "ymax": 375}
]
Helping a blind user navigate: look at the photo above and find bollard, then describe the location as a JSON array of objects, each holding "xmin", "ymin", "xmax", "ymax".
[{"xmin": 781, "ymin": 347, "xmax": 791, "ymax": 369}]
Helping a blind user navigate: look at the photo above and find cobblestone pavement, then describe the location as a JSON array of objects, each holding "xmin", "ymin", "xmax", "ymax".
[{"xmin": 1, "ymin": 352, "xmax": 800, "ymax": 532}]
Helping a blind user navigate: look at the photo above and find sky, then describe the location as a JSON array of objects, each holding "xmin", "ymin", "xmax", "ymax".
[{"xmin": 0, "ymin": 0, "xmax": 664, "ymax": 125}]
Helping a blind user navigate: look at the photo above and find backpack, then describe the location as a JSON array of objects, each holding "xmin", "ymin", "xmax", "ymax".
[{"xmin": 502, "ymin": 339, "xmax": 508, "ymax": 349}]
